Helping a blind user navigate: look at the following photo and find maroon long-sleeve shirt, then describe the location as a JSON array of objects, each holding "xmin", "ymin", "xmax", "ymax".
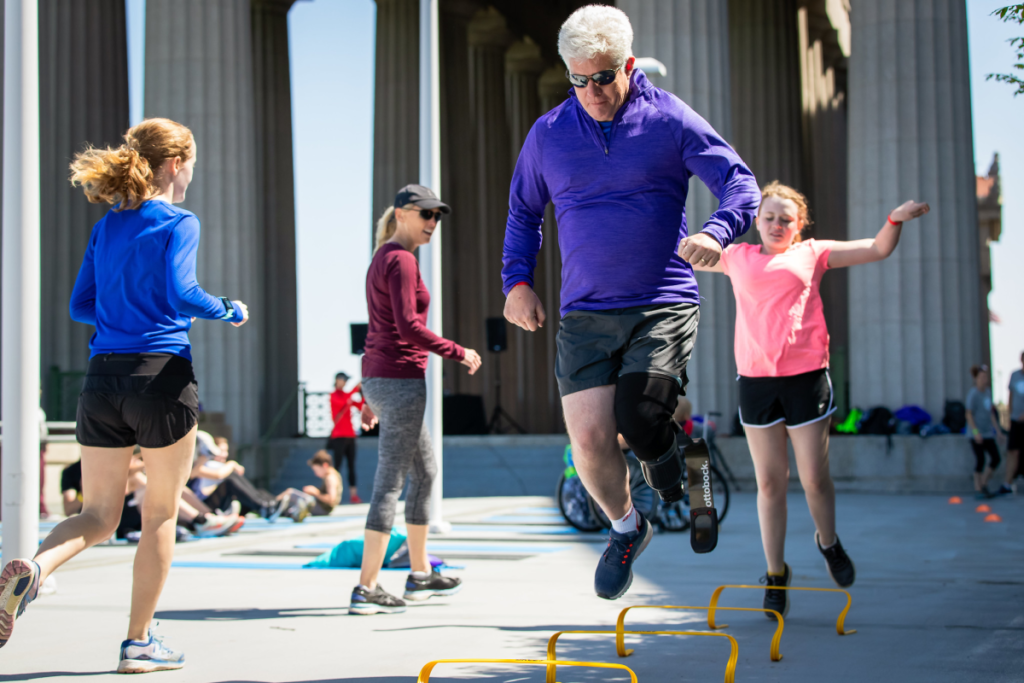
[{"xmin": 361, "ymin": 242, "xmax": 465, "ymax": 379}]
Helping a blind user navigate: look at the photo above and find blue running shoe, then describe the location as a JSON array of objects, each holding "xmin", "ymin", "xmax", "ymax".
[
  {"xmin": 0, "ymin": 558, "xmax": 41, "ymax": 649},
  {"xmin": 117, "ymin": 629, "xmax": 185, "ymax": 673},
  {"xmin": 594, "ymin": 512, "xmax": 653, "ymax": 600}
]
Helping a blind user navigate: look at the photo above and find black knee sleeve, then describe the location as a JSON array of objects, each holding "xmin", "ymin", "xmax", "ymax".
[
  {"xmin": 615, "ymin": 373, "xmax": 681, "ymax": 459},
  {"xmin": 616, "ymin": 373, "xmax": 686, "ymax": 502}
]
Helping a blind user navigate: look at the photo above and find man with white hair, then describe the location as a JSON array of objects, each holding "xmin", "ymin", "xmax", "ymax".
[{"xmin": 503, "ymin": 5, "xmax": 760, "ymax": 600}]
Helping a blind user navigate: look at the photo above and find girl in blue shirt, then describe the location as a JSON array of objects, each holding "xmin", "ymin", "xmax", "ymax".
[{"xmin": 0, "ymin": 118, "xmax": 248, "ymax": 673}]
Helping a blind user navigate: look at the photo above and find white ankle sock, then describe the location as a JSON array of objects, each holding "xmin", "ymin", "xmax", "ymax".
[
  {"xmin": 819, "ymin": 535, "xmax": 837, "ymax": 550},
  {"xmin": 411, "ymin": 571, "xmax": 430, "ymax": 579},
  {"xmin": 610, "ymin": 505, "xmax": 640, "ymax": 534}
]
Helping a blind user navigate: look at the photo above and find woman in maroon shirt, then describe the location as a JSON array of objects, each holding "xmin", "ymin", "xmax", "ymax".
[{"xmin": 350, "ymin": 184, "xmax": 481, "ymax": 616}]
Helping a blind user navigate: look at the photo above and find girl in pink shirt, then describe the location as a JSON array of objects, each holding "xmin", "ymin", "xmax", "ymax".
[{"xmin": 688, "ymin": 181, "xmax": 929, "ymax": 617}]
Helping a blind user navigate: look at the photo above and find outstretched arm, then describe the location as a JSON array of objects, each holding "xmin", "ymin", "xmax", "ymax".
[{"xmin": 827, "ymin": 201, "xmax": 930, "ymax": 269}]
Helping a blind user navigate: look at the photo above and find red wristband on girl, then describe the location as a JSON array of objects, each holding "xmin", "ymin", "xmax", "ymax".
[
  {"xmin": 512, "ymin": 282, "xmax": 530, "ymax": 290},
  {"xmin": 887, "ymin": 214, "xmax": 902, "ymax": 226}
]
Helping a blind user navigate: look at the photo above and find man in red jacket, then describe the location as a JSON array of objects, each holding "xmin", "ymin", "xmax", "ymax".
[{"xmin": 327, "ymin": 372, "xmax": 364, "ymax": 504}]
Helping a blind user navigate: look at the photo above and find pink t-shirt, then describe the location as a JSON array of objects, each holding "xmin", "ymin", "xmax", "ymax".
[{"xmin": 720, "ymin": 239, "xmax": 834, "ymax": 378}]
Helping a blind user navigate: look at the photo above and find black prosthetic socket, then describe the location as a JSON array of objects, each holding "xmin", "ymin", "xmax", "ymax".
[
  {"xmin": 616, "ymin": 373, "xmax": 684, "ymax": 502},
  {"xmin": 684, "ymin": 439, "xmax": 719, "ymax": 553}
]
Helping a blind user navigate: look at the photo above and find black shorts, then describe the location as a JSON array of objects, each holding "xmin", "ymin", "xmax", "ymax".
[
  {"xmin": 76, "ymin": 353, "xmax": 199, "ymax": 449},
  {"xmin": 1008, "ymin": 420, "xmax": 1024, "ymax": 451},
  {"xmin": 738, "ymin": 368, "xmax": 835, "ymax": 428},
  {"xmin": 555, "ymin": 302, "xmax": 699, "ymax": 397}
]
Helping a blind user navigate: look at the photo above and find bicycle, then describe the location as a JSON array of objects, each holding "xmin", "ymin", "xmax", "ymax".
[{"xmin": 556, "ymin": 443, "xmax": 730, "ymax": 533}]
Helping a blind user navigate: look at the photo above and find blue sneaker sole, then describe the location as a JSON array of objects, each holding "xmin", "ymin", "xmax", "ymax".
[{"xmin": 596, "ymin": 520, "xmax": 654, "ymax": 600}]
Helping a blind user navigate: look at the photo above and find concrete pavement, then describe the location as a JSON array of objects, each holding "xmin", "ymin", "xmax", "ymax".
[{"xmin": 2, "ymin": 490, "xmax": 1023, "ymax": 682}]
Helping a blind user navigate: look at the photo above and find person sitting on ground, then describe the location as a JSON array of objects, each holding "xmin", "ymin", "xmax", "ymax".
[
  {"xmin": 275, "ymin": 450, "xmax": 343, "ymax": 522},
  {"xmin": 61, "ymin": 457, "xmax": 239, "ymax": 538},
  {"xmin": 966, "ymin": 364, "xmax": 1002, "ymax": 499},
  {"xmin": 188, "ymin": 433, "xmax": 284, "ymax": 520}
]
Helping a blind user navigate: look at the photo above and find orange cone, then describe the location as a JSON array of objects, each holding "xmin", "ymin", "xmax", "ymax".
[
  {"xmin": 948, "ymin": 496, "xmax": 962, "ymax": 504},
  {"xmin": 984, "ymin": 513, "xmax": 1002, "ymax": 523},
  {"xmin": 976, "ymin": 504, "xmax": 992, "ymax": 513}
]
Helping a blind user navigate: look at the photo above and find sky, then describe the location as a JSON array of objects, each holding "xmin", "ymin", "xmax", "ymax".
[{"xmin": 124, "ymin": 1, "xmax": 1020, "ymax": 400}]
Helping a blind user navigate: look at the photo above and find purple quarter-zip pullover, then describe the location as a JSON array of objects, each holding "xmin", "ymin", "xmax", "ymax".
[{"xmin": 502, "ymin": 69, "xmax": 760, "ymax": 315}]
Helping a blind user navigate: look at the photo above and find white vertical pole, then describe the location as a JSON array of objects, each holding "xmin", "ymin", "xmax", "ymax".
[
  {"xmin": 419, "ymin": 0, "xmax": 448, "ymax": 533},
  {"xmin": 1, "ymin": 0, "xmax": 41, "ymax": 568}
]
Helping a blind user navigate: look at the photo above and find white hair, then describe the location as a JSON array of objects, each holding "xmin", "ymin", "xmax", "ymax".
[{"xmin": 558, "ymin": 5, "xmax": 633, "ymax": 68}]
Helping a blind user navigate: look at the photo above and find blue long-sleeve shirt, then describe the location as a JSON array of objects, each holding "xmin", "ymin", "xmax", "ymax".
[
  {"xmin": 502, "ymin": 69, "xmax": 761, "ymax": 315},
  {"xmin": 70, "ymin": 200, "xmax": 243, "ymax": 361}
]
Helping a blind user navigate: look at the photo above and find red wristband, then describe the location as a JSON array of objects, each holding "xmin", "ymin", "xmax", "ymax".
[
  {"xmin": 887, "ymin": 214, "xmax": 902, "ymax": 226},
  {"xmin": 511, "ymin": 282, "xmax": 530, "ymax": 290}
]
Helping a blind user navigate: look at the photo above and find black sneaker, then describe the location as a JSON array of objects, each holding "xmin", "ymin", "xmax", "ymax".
[
  {"xmin": 975, "ymin": 487, "xmax": 992, "ymax": 500},
  {"xmin": 349, "ymin": 584, "xmax": 407, "ymax": 615},
  {"xmin": 594, "ymin": 512, "xmax": 653, "ymax": 600},
  {"xmin": 816, "ymin": 532, "xmax": 856, "ymax": 588},
  {"xmin": 993, "ymin": 484, "xmax": 1013, "ymax": 497},
  {"xmin": 760, "ymin": 563, "xmax": 791, "ymax": 619},
  {"xmin": 403, "ymin": 569, "xmax": 462, "ymax": 601}
]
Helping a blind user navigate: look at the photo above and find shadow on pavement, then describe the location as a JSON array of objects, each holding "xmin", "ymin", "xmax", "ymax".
[
  {"xmin": 155, "ymin": 604, "xmax": 448, "ymax": 621},
  {"xmin": 0, "ymin": 674, "xmax": 108, "ymax": 681}
]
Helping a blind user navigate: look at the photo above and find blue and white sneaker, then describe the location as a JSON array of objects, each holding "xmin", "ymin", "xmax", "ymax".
[
  {"xmin": 349, "ymin": 584, "xmax": 407, "ymax": 615},
  {"xmin": 117, "ymin": 628, "xmax": 185, "ymax": 673},
  {"xmin": 594, "ymin": 512, "xmax": 653, "ymax": 600},
  {"xmin": 0, "ymin": 558, "xmax": 41, "ymax": 648},
  {"xmin": 403, "ymin": 569, "xmax": 462, "ymax": 601}
]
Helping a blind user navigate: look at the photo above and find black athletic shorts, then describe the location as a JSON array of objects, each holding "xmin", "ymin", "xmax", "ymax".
[
  {"xmin": 555, "ymin": 302, "xmax": 699, "ymax": 397},
  {"xmin": 738, "ymin": 368, "xmax": 835, "ymax": 428},
  {"xmin": 76, "ymin": 353, "xmax": 199, "ymax": 449},
  {"xmin": 1008, "ymin": 420, "xmax": 1024, "ymax": 451}
]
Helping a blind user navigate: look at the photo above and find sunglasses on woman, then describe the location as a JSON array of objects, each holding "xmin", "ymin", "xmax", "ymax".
[
  {"xmin": 418, "ymin": 209, "xmax": 443, "ymax": 222},
  {"xmin": 566, "ymin": 65, "xmax": 621, "ymax": 88}
]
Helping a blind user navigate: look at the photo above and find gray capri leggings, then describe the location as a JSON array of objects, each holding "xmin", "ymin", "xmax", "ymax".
[{"xmin": 361, "ymin": 377, "xmax": 437, "ymax": 533}]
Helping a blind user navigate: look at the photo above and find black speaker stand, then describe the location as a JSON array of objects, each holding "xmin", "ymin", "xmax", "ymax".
[{"xmin": 487, "ymin": 352, "xmax": 526, "ymax": 434}]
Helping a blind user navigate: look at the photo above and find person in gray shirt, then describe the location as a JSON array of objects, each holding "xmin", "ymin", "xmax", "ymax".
[
  {"xmin": 996, "ymin": 351, "xmax": 1024, "ymax": 496},
  {"xmin": 966, "ymin": 364, "xmax": 1001, "ymax": 499}
]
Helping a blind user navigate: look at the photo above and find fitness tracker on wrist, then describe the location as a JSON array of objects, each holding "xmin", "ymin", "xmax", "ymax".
[{"xmin": 219, "ymin": 297, "xmax": 235, "ymax": 321}]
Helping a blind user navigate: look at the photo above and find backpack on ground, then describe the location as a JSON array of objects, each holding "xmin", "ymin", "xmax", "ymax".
[
  {"xmin": 858, "ymin": 406, "xmax": 896, "ymax": 435},
  {"xmin": 942, "ymin": 400, "xmax": 967, "ymax": 434},
  {"xmin": 835, "ymin": 408, "xmax": 863, "ymax": 434}
]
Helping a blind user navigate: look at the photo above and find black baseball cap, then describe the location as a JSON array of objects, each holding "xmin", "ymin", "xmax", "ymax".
[{"xmin": 394, "ymin": 184, "xmax": 451, "ymax": 214}]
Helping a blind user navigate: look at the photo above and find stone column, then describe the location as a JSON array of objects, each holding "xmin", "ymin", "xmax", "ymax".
[
  {"xmin": 505, "ymin": 36, "xmax": 547, "ymax": 432},
  {"xmin": 729, "ymin": 0, "xmax": 803, "ymax": 189},
  {"xmin": 372, "ymin": 0, "xmax": 419, "ymax": 233},
  {"xmin": 467, "ymin": 7, "xmax": 513, "ymax": 427},
  {"xmin": 798, "ymin": 0, "xmax": 851, "ymax": 414},
  {"xmin": 847, "ymin": 0, "xmax": 981, "ymax": 418},
  {"xmin": 251, "ymin": 0, "xmax": 299, "ymax": 437},
  {"xmin": 439, "ymin": 0, "xmax": 479, "ymax": 401},
  {"xmin": 39, "ymin": 1, "xmax": 130, "ymax": 419},
  {"xmin": 619, "ymin": 0, "xmax": 740, "ymax": 425},
  {"xmin": 536, "ymin": 66, "xmax": 569, "ymax": 432},
  {"xmin": 145, "ymin": 0, "xmax": 263, "ymax": 445}
]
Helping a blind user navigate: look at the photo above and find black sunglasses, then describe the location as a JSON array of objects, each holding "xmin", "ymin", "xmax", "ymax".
[
  {"xmin": 566, "ymin": 66, "xmax": 621, "ymax": 88},
  {"xmin": 418, "ymin": 209, "xmax": 443, "ymax": 222}
]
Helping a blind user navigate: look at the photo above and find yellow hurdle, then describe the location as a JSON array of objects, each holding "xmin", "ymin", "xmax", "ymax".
[
  {"xmin": 709, "ymin": 584, "xmax": 857, "ymax": 635},
  {"xmin": 417, "ymin": 658, "xmax": 637, "ymax": 683},
  {"xmin": 615, "ymin": 604, "xmax": 784, "ymax": 661},
  {"xmin": 544, "ymin": 630, "xmax": 739, "ymax": 683}
]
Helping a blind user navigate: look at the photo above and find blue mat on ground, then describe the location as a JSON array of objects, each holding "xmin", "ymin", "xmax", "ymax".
[
  {"xmin": 171, "ymin": 561, "xmax": 465, "ymax": 571},
  {"xmin": 449, "ymin": 525, "xmax": 579, "ymax": 535},
  {"xmin": 295, "ymin": 542, "xmax": 568, "ymax": 553},
  {"xmin": 482, "ymin": 515, "xmax": 568, "ymax": 524}
]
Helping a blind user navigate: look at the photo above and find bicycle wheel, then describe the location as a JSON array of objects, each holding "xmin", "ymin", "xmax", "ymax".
[
  {"xmin": 588, "ymin": 457, "xmax": 658, "ymax": 529},
  {"xmin": 556, "ymin": 472, "xmax": 605, "ymax": 532}
]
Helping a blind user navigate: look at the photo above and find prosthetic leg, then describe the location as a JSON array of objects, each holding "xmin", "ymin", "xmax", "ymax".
[
  {"xmin": 684, "ymin": 438, "xmax": 718, "ymax": 553},
  {"xmin": 615, "ymin": 373, "xmax": 719, "ymax": 552}
]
